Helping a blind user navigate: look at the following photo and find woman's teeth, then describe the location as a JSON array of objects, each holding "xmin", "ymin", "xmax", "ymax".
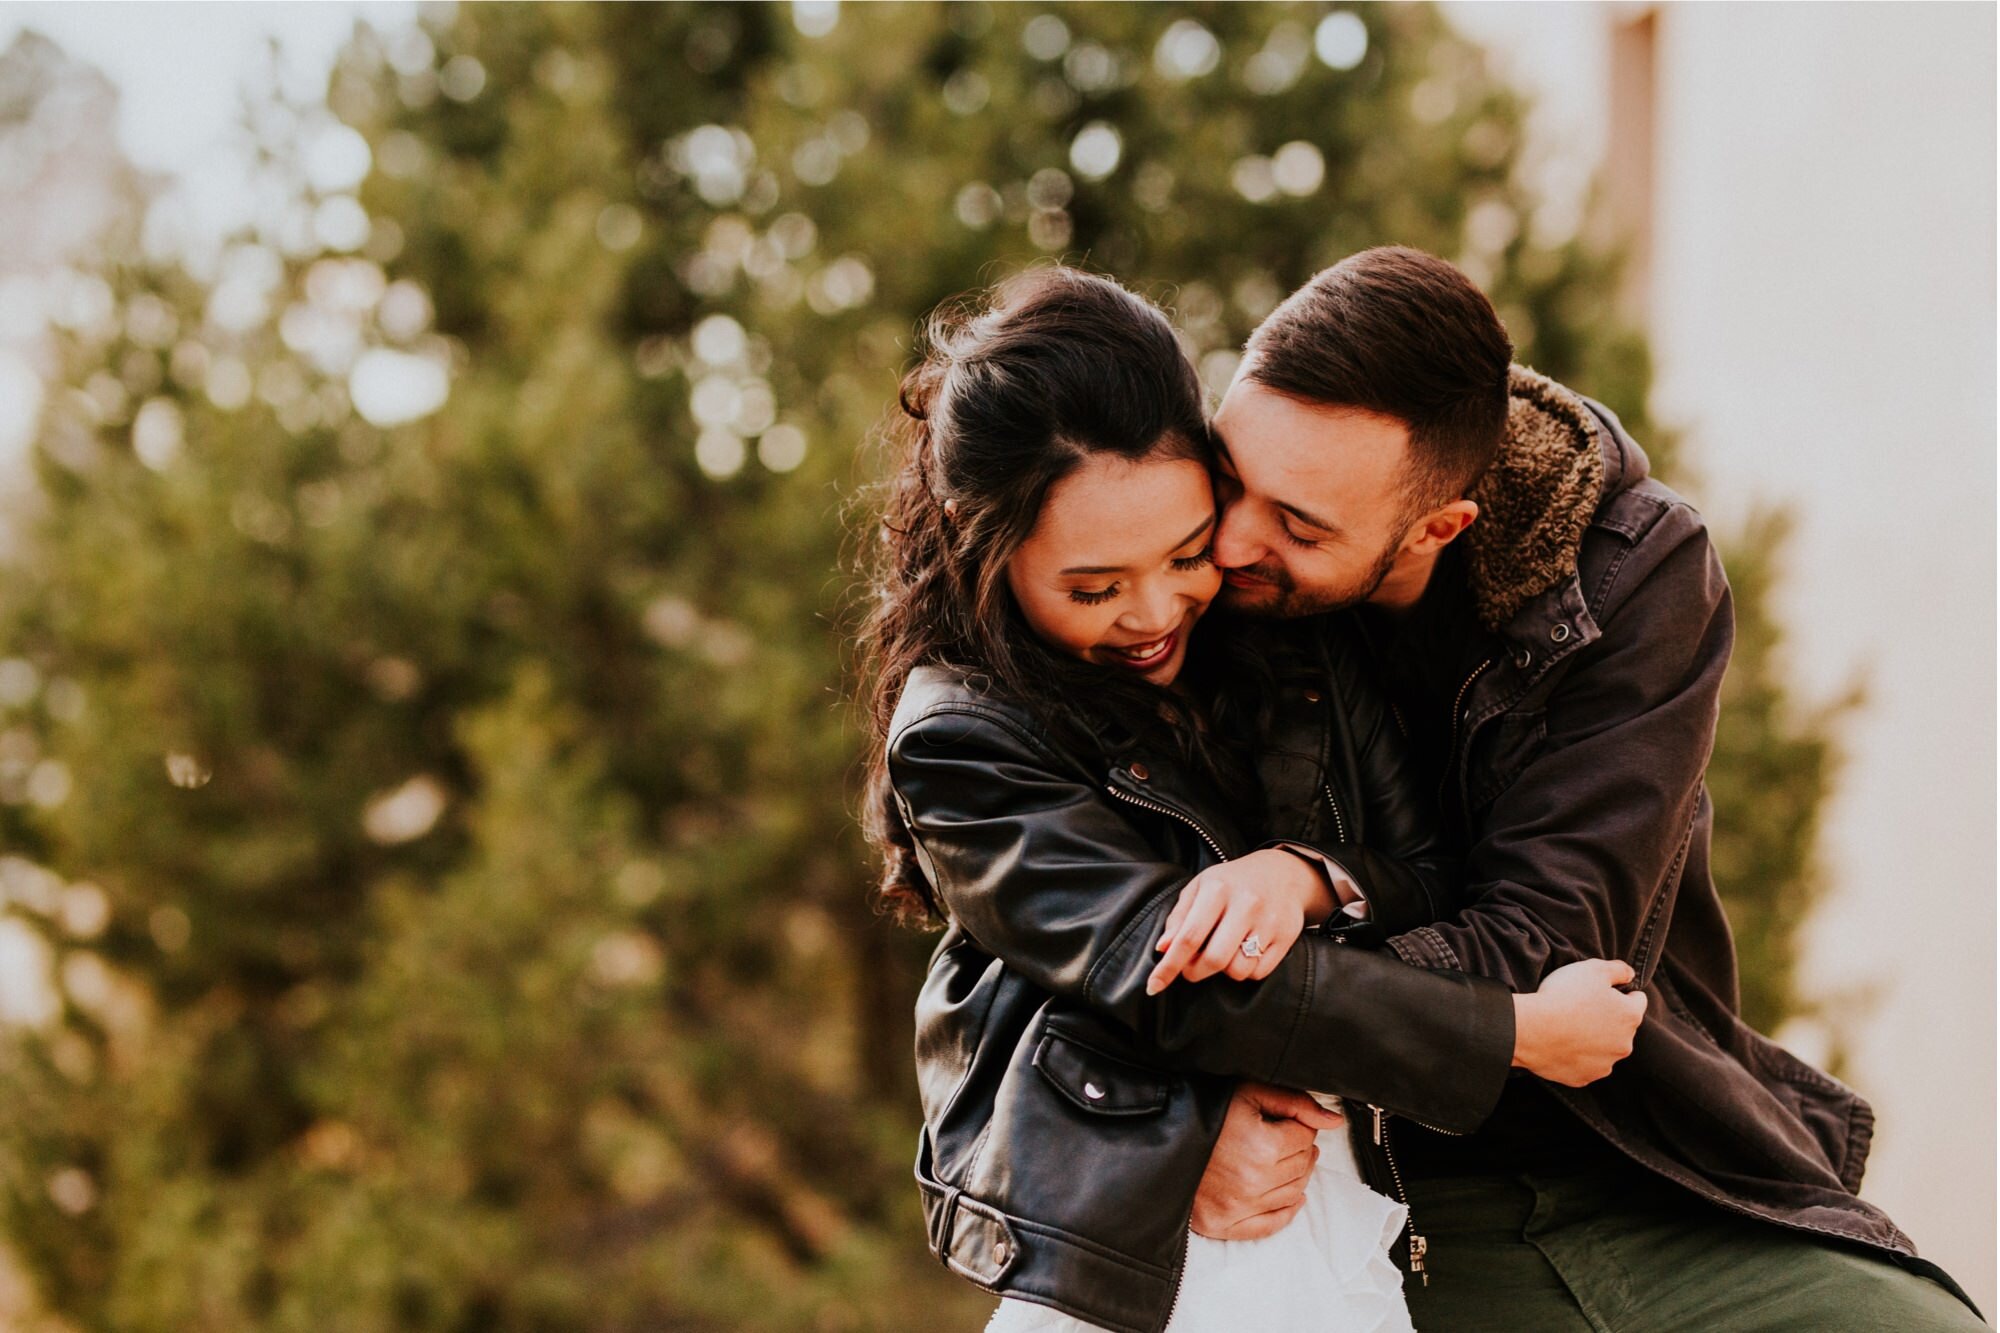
[{"xmin": 1111, "ymin": 633, "xmax": 1172, "ymax": 666}]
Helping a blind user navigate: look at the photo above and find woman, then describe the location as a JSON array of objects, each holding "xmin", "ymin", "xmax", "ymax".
[{"xmin": 858, "ymin": 268, "xmax": 1644, "ymax": 1333}]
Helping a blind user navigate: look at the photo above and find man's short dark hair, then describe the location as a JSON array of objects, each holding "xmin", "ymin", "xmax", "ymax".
[{"xmin": 1244, "ymin": 246, "xmax": 1513, "ymax": 511}]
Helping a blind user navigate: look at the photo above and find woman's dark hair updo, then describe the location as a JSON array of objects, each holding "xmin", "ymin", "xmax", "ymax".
[{"xmin": 856, "ymin": 267, "xmax": 1268, "ymax": 926}]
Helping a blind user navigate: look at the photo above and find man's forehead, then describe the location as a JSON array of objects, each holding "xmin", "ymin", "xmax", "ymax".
[{"xmin": 1213, "ymin": 383, "xmax": 1410, "ymax": 490}]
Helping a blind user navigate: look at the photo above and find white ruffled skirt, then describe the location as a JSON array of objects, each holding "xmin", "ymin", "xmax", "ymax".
[{"xmin": 986, "ymin": 1100, "xmax": 1413, "ymax": 1333}]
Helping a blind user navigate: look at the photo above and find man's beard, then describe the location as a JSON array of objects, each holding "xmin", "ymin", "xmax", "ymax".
[{"xmin": 1219, "ymin": 534, "xmax": 1402, "ymax": 619}]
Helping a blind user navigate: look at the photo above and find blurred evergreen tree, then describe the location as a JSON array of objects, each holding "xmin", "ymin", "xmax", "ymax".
[{"xmin": 0, "ymin": 3, "xmax": 1840, "ymax": 1327}]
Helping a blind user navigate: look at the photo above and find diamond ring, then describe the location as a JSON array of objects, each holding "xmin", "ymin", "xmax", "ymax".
[{"xmin": 1239, "ymin": 933, "xmax": 1265, "ymax": 960}]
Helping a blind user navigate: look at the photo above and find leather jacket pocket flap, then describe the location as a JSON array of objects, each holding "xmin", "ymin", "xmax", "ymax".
[
  {"xmin": 941, "ymin": 1192, "xmax": 1022, "ymax": 1287},
  {"xmin": 1033, "ymin": 1032, "xmax": 1170, "ymax": 1116}
]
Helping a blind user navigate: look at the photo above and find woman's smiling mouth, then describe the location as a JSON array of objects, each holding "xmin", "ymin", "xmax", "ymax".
[{"xmin": 1102, "ymin": 627, "xmax": 1178, "ymax": 671}]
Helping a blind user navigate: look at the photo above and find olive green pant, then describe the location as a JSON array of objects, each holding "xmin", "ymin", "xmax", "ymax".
[{"xmin": 1394, "ymin": 1167, "xmax": 1985, "ymax": 1331}]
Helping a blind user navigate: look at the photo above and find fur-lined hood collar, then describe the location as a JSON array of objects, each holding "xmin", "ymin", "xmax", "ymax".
[{"xmin": 1461, "ymin": 365, "xmax": 1640, "ymax": 632}]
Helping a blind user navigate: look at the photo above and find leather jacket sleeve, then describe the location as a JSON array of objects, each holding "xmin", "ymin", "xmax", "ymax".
[
  {"xmin": 1388, "ymin": 513, "xmax": 1732, "ymax": 993},
  {"xmin": 889, "ymin": 704, "xmax": 1515, "ymax": 1133}
]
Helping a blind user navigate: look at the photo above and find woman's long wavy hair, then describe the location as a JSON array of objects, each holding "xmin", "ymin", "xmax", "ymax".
[{"xmin": 857, "ymin": 267, "xmax": 1272, "ymax": 927}]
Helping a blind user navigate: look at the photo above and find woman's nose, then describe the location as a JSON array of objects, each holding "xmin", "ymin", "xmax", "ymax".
[{"xmin": 1122, "ymin": 579, "xmax": 1181, "ymax": 632}]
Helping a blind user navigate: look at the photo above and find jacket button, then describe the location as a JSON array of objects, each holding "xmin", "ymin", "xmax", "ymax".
[
  {"xmin": 1083, "ymin": 1081, "xmax": 1106, "ymax": 1100},
  {"xmin": 1550, "ymin": 623, "xmax": 1572, "ymax": 643},
  {"xmin": 1513, "ymin": 647, "xmax": 1532, "ymax": 669},
  {"xmin": 1129, "ymin": 762, "xmax": 1149, "ymax": 781},
  {"xmin": 992, "ymin": 1238, "xmax": 1011, "ymax": 1266},
  {"xmin": 1303, "ymin": 688, "xmax": 1322, "ymax": 703}
]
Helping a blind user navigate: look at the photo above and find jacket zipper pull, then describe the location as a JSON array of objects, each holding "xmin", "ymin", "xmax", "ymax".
[
  {"xmin": 1370, "ymin": 1104, "xmax": 1385, "ymax": 1146},
  {"xmin": 1408, "ymin": 1231, "xmax": 1429, "ymax": 1286}
]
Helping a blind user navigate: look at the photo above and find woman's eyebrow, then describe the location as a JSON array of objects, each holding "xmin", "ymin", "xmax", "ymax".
[
  {"xmin": 1059, "ymin": 514, "xmax": 1216, "ymax": 575},
  {"xmin": 1168, "ymin": 512, "xmax": 1217, "ymax": 550}
]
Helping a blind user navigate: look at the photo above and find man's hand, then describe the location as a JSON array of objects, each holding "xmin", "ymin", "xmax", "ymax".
[
  {"xmin": 1188, "ymin": 1083, "xmax": 1344, "ymax": 1239},
  {"xmin": 1512, "ymin": 958, "xmax": 1649, "ymax": 1086}
]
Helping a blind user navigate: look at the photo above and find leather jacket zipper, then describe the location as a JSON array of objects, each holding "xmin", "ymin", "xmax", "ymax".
[
  {"xmin": 1107, "ymin": 784, "xmax": 1229, "ymax": 865},
  {"xmin": 1155, "ymin": 1225, "xmax": 1190, "ymax": 1333},
  {"xmin": 1365, "ymin": 1100, "xmax": 1466, "ymax": 1286},
  {"xmin": 1107, "ymin": 778, "xmax": 1215, "ymax": 1333},
  {"xmin": 1369, "ymin": 1104, "xmax": 1430, "ymax": 1286}
]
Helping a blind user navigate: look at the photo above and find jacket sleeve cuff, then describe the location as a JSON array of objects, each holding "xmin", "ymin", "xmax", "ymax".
[
  {"xmin": 1263, "ymin": 840, "xmax": 1369, "ymax": 920},
  {"xmin": 1263, "ymin": 838, "xmax": 1441, "ymax": 937},
  {"xmin": 1271, "ymin": 942, "xmax": 1515, "ymax": 1134},
  {"xmin": 1389, "ymin": 925, "xmax": 1462, "ymax": 972}
]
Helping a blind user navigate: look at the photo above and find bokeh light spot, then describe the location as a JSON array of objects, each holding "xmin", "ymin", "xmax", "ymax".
[
  {"xmin": 1069, "ymin": 122, "xmax": 1122, "ymax": 181},
  {"xmin": 350, "ymin": 349, "xmax": 449, "ymax": 426},
  {"xmin": 758, "ymin": 423, "xmax": 808, "ymax": 473},
  {"xmin": 1315, "ymin": 12, "xmax": 1368, "ymax": 71},
  {"xmin": 1272, "ymin": 140, "xmax": 1326, "ymax": 196},
  {"xmin": 1155, "ymin": 20, "xmax": 1221, "ymax": 81},
  {"xmin": 695, "ymin": 428, "xmax": 748, "ymax": 479},
  {"xmin": 792, "ymin": 1, "xmax": 839, "ymax": 38},
  {"xmin": 132, "ymin": 398, "xmax": 184, "ymax": 471},
  {"xmin": 1022, "ymin": 15, "xmax": 1070, "ymax": 62}
]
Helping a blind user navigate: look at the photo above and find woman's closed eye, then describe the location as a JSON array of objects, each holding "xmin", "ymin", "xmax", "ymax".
[{"xmin": 1067, "ymin": 546, "xmax": 1213, "ymax": 603}]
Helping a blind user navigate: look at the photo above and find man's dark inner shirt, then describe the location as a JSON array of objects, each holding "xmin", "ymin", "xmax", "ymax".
[{"xmin": 1351, "ymin": 542, "xmax": 1619, "ymax": 1176}]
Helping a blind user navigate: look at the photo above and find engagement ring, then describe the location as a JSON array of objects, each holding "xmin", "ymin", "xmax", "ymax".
[{"xmin": 1239, "ymin": 933, "xmax": 1265, "ymax": 959}]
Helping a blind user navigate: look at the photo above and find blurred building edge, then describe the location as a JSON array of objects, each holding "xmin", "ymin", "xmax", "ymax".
[{"xmin": 1599, "ymin": 6, "xmax": 1657, "ymax": 328}]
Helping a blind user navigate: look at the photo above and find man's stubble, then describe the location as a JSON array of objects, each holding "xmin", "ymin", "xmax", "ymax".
[{"xmin": 1217, "ymin": 531, "xmax": 1403, "ymax": 620}]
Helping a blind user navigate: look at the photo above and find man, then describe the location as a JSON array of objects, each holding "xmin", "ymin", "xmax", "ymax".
[{"xmin": 1195, "ymin": 246, "xmax": 1981, "ymax": 1327}]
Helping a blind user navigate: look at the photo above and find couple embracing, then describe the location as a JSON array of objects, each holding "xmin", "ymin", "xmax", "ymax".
[{"xmin": 856, "ymin": 249, "xmax": 1980, "ymax": 1331}]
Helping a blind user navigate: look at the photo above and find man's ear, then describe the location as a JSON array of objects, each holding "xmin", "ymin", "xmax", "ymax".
[{"xmin": 1402, "ymin": 500, "xmax": 1478, "ymax": 555}]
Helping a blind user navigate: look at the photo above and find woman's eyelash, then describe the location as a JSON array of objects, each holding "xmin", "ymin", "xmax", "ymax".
[{"xmin": 1068, "ymin": 547, "xmax": 1212, "ymax": 604}]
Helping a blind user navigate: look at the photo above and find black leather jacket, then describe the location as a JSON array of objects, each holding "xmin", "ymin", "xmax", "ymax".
[{"xmin": 888, "ymin": 622, "xmax": 1516, "ymax": 1333}]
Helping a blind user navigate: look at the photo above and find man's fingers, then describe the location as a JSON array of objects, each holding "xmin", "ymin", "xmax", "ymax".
[
  {"xmin": 1256, "ymin": 1128, "xmax": 1320, "ymax": 1184},
  {"xmin": 1216, "ymin": 1198, "xmax": 1307, "ymax": 1240},
  {"xmin": 1265, "ymin": 1139, "xmax": 1320, "ymax": 1184},
  {"xmin": 1244, "ymin": 1084, "xmax": 1345, "ymax": 1131},
  {"xmin": 1602, "ymin": 959, "xmax": 1637, "ymax": 988}
]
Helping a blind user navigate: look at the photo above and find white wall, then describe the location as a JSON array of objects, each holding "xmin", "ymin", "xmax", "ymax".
[
  {"xmin": 1649, "ymin": 5, "xmax": 1995, "ymax": 1312},
  {"xmin": 1452, "ymin": 1, "xmax": 1996, "ymax": 1315}
]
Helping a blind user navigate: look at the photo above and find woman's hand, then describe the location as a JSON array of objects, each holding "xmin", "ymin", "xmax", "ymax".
[
  {"xmin": 1511, "ymin": 959, "xmax": 1649, "ymax": 1086},
  {"xmin": 1146, "ymin": 849, "xmax": 1333, "ymax": 994}
]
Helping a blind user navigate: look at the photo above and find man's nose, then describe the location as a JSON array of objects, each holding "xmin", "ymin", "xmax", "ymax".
[{"xmin": 1212, "ymin": 501, "xmax": 1262, "ymax": 570}]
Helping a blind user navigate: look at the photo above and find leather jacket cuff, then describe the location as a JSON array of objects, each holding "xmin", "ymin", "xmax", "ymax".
[
  {"xmin": 1274, "ymin": 944, "xmax": 1516, "ymax": 1133},
  {"xmin": 1263, "ymin": 840, "xmax": 1368, "ymax": 923}
]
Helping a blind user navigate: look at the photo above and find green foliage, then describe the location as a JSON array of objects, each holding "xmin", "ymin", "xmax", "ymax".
[
  {"xmin": 0, "ymin": 3, "xmax": 1839, "ymax": 1326},
  {"xmin": 1703, "ymin": 509, "xmax": 1858, "ymax": 1037}
]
